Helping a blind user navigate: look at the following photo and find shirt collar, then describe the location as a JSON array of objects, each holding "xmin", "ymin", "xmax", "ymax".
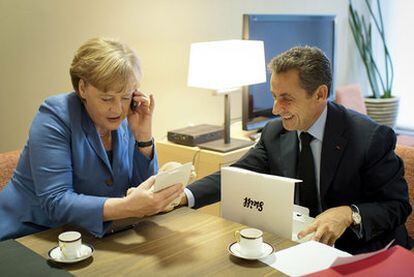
[{"xmin": 297, "ymin": 105, "xmax": 327, "ymax": 142}]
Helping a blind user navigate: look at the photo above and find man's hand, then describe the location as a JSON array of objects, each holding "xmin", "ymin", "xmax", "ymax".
[
  {"xmin": 179, "ymin": 193, "xmax": 188, "ymax": 206},
  {"xmin": 158, "ymin": 189, "xmax": 189, "ymax": 212},
  {"xmin": 298, "ymin": 206, "xmax": 353, "ymax": 246},
  {"xmin": 158, "ymin": 186, "xmax": 186, "ymax": 213}
]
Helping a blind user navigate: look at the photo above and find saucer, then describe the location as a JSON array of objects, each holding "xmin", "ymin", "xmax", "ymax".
[
  {"xmin": 228, "ymin": 241, "xmax": 274, "ymax": 260},
  {"xmin": 48, "ymin": 243, "xmax": 94, "ymax": 263}
]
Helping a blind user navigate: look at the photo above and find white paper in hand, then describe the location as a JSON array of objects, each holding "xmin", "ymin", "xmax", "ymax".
[{"xmin": 153, "ymin": 162, "xmax": 192, "ymax": 192}]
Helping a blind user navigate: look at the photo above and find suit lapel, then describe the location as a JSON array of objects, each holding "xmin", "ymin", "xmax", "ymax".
[
  {"xmin": 81, "ymin": 105, "xmax": 114, "ymax": 176},
  {"xmin": 278, "ymin": 130, "xmax": 298, "ymax": 178},
  {"xmin": 320, "ymin": 102, "xmax": 347, "ymax": 206}
]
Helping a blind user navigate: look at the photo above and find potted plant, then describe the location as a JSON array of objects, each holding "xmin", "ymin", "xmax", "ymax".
[{"xmin": 349, "ymin": 0, "xmax": 399, "ymax": 128}]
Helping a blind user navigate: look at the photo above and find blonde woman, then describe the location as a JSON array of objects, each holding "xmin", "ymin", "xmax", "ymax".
[{"xmin": 0, "ymin": 38, "xmax": 182, "ymax": 240}]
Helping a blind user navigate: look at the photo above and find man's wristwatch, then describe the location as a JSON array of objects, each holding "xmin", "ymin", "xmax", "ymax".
[
  {"xmin": 351, "ymin": 205, "xmax": 362, "ymax": 225},
  {"xmin": 136, "ymin": 138, "xmax": 154, "ymax": 148}
]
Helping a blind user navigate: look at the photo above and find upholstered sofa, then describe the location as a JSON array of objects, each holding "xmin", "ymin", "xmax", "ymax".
[
  {"xmin": 335, "ymin": 84, "xmax": 414, "ymax": 147},
  {"xmin": 396, "ymin": 145, "xmax": 414, "ymax": 239},
  {"xmin": 0, "ymin": 150, "xmax": 21, "ymax": 191}
]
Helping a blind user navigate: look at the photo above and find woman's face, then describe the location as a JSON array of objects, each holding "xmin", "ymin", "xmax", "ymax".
[{"xmin": 78, "ymin": 79, "xmax": 136, "ymax": 132}]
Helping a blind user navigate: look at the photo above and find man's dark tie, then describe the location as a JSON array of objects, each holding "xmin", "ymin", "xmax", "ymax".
[{"xmin": 297, "ymin": 132, "xmax": 319, "ymax": 217}]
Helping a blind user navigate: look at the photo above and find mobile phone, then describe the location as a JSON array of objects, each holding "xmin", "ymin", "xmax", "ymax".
[{"xmin": 130, "ymin": 99, "xmax": 138, "ymax": 111}]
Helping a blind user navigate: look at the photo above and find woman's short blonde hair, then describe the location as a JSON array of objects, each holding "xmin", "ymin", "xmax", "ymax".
[{"xmin": 70, "ymin": 37, "xmax": 141, "ymax": 93}]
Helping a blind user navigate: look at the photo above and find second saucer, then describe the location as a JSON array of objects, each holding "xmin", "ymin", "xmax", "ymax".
[{"xmin": 228, "ymin": 241, "xmax": 274, "ymax": 260}]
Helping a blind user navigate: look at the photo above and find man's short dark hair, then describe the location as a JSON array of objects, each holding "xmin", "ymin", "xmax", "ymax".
[{"xmin": 268, "ymin": 46, "xmax": 332, "ymax": 96}]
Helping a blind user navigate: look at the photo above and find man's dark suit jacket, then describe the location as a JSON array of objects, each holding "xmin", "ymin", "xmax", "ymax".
[{"xmin": 187, "ymin": 101, "xmax": 412, "ymax": 254}]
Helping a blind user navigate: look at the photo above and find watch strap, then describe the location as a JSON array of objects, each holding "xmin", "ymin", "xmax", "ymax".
[
  {"xmin": 350, "ymin": 204, "xmax": 363, "ymax": 239},
  {"xmin": 136, "ymin": 138, "xmax": 154, "ymax": 148}
]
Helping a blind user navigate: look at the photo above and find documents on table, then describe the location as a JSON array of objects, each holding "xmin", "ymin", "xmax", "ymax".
[
  {"xmin": 260, "ymin": 241, "xmax": 351, "ymax": 276},
  {"xmin": 305, "ymin": 240, "xmax": 414, "ymax": 276},
  {"xmin": 330, "ymin": 239, "xmax": 394, "ymax": 267},
  {"xmin": 260, "ymin": 240, "xmax": 397, "ymax": 276}
]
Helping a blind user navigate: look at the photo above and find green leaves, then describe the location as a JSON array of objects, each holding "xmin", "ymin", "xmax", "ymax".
[{"xmin": 348, "ymin": 0, "xmax": 394, "ymax": 98}]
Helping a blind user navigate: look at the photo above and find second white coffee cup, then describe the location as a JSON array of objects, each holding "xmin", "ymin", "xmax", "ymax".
[
  {"xmin": 234, "ymin": 228, "xmax": 264, "ymax": 256},
  {"xmin": 58, "ymin": 231, "xmax": 82, "ymax": 259}
]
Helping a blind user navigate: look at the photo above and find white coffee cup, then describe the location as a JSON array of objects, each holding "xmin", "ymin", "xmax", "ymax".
[
  {"xmin": 234, "ymin": 228, "xmax": 264, "ymax": 256},
  {"xmin": 58, "ymin": 231, "xmax": 82, "ymax": 259}
]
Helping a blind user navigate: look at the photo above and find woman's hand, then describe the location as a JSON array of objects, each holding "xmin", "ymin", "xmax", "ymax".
[
  {"xmin": 124, "ymin": 176, "xmax": 183, "ymax": 218},
  {"xmin": 103, "ymin": 176, "xmax": 183, "ymax": 221},
  {"xmin": 127, "ymin": 90, "xmax": 154, "ymax": 142}
]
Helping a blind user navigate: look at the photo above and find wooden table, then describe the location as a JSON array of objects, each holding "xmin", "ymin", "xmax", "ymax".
[{"xmin": 17, "ymin": 207, "xmax": 296, "ymax": 276}]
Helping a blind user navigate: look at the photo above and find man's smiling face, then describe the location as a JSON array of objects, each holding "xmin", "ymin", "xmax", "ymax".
[{"xmin": 270, "ymin": 69, "xmax": 326, "ymax": 131}]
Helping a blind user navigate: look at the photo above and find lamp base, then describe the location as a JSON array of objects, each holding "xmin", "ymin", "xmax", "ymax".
[{"xmin": 198, "ymin": 138, "xmax": 254, "ymax": 153}]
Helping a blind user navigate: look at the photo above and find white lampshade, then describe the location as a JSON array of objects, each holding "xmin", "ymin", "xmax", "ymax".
[{"xmin": 187, "ymin": 40, "xmax": 266, "ymax": 92}]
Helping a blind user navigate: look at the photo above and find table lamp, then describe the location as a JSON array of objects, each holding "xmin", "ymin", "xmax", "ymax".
[{"xmin": 187, "ymin": 39, "xmax": 266, "ymax": 152}]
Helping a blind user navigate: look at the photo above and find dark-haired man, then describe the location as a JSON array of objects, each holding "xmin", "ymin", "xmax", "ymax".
[{"xmin": 181, "ymin": 46, "xmax": 412, "ymax": 254}]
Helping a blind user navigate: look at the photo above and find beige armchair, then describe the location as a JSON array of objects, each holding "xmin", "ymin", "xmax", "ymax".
[
  {"xmin": 0, "ymin": 150, "xmax": 21, "ymax": 191},
  {"xmin": 335, "ymin": 84, "xmax": 414, "ymax": 147},
  {"xmin": 395, "ymin": 145, "xmax": 414, "ymax": 240},
  {"xmin": 335, "ymin": 84, "xmax": 367, "ymax": 114}
]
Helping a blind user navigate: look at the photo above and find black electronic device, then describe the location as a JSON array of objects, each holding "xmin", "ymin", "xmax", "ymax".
[
  {"xmin": 130, "ymin": 99, "xmax": 137, "ymax": 111},
  {"xmin": 167, "ymin": 124, "xmax": 224, "ymax": 147}
]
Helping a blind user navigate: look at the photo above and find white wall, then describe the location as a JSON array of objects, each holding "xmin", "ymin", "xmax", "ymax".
[
  {"xmin": 0, "ymin": 0, "xmax": 364, "ymax": 152},
  {"xmin": 386, "ymin": 1, "xmax": 414, "ymax": 129}
]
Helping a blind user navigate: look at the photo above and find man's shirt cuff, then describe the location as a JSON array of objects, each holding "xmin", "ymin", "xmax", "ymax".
[{"xmin": 184, "ymin": 188, "xmax": 195, "ymax": 208}]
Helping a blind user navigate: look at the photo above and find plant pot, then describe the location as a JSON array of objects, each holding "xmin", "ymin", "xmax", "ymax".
[{"xmin": 364, "ymin": 96, "xmax": 400, "ymax": 128}]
